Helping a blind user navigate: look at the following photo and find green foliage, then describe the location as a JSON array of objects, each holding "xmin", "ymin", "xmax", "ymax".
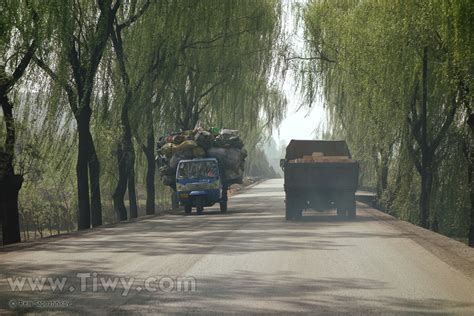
[
  {"xmin": 2, "ymin": 0, "xmax": 288, "ymax": 239},
  {"xmin": 301, "ymin": 0, "xmax": 473, "ymax": 240}
]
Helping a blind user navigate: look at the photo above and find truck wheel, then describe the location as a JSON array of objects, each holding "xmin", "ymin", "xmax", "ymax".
[
  {"xmin": 195, "ymin": 197, "xmax": 204, "ymax": 215},
  {"xmin": 184, "ymin": 205, "xmax": 192, "ymax": 214},
  {"xmin": 285, "ymin": 197, "xmax": 293, "ymax": 220},
  {"xmin": 294, "ymin": 210, "xmax": 302, "ymax": 220},
  {"xmin": 347, "ymin": 198, "xmax": 356, "ymax": 219},
  {"xmin": 285, "ymin": 208, "xmax": 292, "ymax": 220},
  {"xmin": 286, "ymin": 194, "xmax": 300, "ymax": 220},
  {"xmin": 220, "ymin": 200, "xmax": 227, "ymax": 213},
  {"xmin": 337, "ymin": 191, "xmax": 356, "ymax": 218},
  {"xmin": 337, "ymin": 208, "xmax": 347, "ymax": 217}
]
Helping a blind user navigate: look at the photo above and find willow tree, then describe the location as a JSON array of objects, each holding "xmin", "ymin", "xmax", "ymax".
[
  {"xmin": 301, "ymin": 1, "xmax": 473, "ymax": 238},
  {"xmin": 117, "ymin": 0, "xmax": 286, "ymax": 213},
  {"xmin": 34, "ymin": 0, "xmax": 121, "ymax": 230},
  {"xmin": 109, "ymin": 0, "xmax": 150, "ymax": 220},
  {"xmin": 160, "ymin": 0, "xmax": 287, "ymax": 198},
  {"xmin": 107, "ymin": 0, "xmax": 176, "ymax": 217},
  {"xmin": 154, "ymin": 0, "xmax": 284, "ymax": 132},
  {"xmin": 0, "ymin": 1, "xmax": 39, "ymax": 244}
]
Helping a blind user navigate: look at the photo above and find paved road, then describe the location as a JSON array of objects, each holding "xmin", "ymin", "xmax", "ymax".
[{"xmin": 1, "ymin": 179, "xmax": 474, "ymax": 314}]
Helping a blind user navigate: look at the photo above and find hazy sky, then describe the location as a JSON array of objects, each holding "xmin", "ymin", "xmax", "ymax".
[
  {"xmin": 271, "ymin": 0, "xmax": 326, "ymax": 147},
  {"xmin": 272, "ymin": 80, "xmax": 326, "ymax": 146}
]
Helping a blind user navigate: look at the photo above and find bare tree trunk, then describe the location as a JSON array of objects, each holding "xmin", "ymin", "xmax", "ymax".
[
  {"xmin": 89, "ymin": 141, "xmax": 102, "ymax": 227},
  {"xmin": 419, "ymin": 47, "xmax": 430, "ymax": 229},
  {"xmin": 113, "ymin": 144, "xmax": 129, "ymax": 221},
  {"xmin": 112, "ymin": 92, "xmax": 136, "ymax": 221},
  {"xmin": 467, "ymin": 114, "xmax": 474, "ymax": 247},
  {"xmin": 145, "ymin": 128, "xmax": 156, "ymax": 215},
  {"xmin": 468, "ymin": 158, "xmax": 474, "ymax": 247},
  {"xmin": 419, "ymin": 168, "xmax": 433, "ymax": 229},
  {"xmin": 376, "ymin": 151, "xmax": 389, "ymax": 200},
  {"xmin": 0, "ymin": 95, "xmax": 23, "ymax": 244},
  {"xmin": 128, "ymin": 161, "xmax": 138, "ymax": 219},
  {"xmin": 76, "ymin": 111, "xmax": 92, "ymax": 230},
  {"xmin": 171, "ymin": 191, "xmax": 179, "ymax": 210},
  {"xmin": 0, "ymin": 175, "xmax": 23, "ymax": 244}
]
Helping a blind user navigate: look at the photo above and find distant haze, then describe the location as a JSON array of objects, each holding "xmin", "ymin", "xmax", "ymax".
[{"xmin": 272, "ymin": 0, "xmax": 327, "ymax": 147}]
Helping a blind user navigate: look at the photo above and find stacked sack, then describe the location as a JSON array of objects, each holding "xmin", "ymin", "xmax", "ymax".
[{"xmin": 156, "ymin": 128, "xmax": 247, "ymax": 188}]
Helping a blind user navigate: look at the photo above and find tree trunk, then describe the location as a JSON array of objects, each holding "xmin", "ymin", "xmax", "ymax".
[
  {"xmin": 171, "ymin": 191, "xmax": 179, "ymax": 209},
  {"xmin": 0, "ymin": 175, "xmax": 23, "ymax": 245},
  {"xmin": 112, "ymin": 93, "xmax": 136, "ymax": 221},
  {"xmin": 468, "ymin": 155, "xmax": 474, "ymax": 247},
  {"xmin": 419, "ymin": 169, "xmax": 432, "ymax": 229},
  {"xmin": 419, "ymin": 47, "xmax": 431, "ymax": 229},
  {"xmin": 145, "ymin": 129, "xmax": 155, "ymax": 215},
  {"xmin": 0, "ymin": 94, "xmax": 23, "ymax": 245},
  {"xmin": 376, "ymin": 153, "xmax": 389, "ymax": 200},
  {"xmin": 128, "ymin": 160, "xmax": 138, "ymax": 219},
  {"xmin": 467, "ymin": 114, "xmax": 474, "ymax": 247},
  {"xmin": 89, "ymin": 137, "xmax": 102, "ymax": 227},
  {"xmin": 112, "ymin": 144, "xmax": 129, "ymax": 221},
  {"xmin": 76, "ymin": 112, "xmax": 92, "ymax": 230}
]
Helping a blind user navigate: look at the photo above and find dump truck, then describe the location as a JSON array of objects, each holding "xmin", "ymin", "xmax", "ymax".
[{"xmin": 280, "ymin": 140, "xmax": 359, "ymax": 220}]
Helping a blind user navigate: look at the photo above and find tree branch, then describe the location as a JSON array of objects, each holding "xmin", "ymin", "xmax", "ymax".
[
  {"xmin": 284, "ymin": 54, "xmax": 336, "ymax": 63},
  {"xmin": 181, "ymin": 29, "xmax": 254, "ymax": 50},
  {"xmin": 197, "ymin": 80, "xmax": 223, "ymax": 102},
  {"xmin": 6, "ymin": 40, "xmax": 37, "ymax": 91},
  {"xmin": 118, "ymin": 0, "xmax": 150, "ymax": 31},
  {"xmin": 33, "ymin": 56, "xmax": 78, "ymax": 114},
  {"xmin": 430, "ymin": 95, "xmax": 457, "ymax": 152}
]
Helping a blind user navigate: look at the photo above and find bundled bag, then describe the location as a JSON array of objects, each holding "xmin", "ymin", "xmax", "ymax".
[
  {"xmin": 156, "ymin": 127, "xmax": 247, "ymax": 188},
  {"xmin": 192, "ymin": 146, "xmax": 206, "ymax": 158},
  {"xmin": 158, "ymin": 143, "xmax": 177, "ymax": 158},
  {"xmin": 194, "ymin": 130, "xmax": 214, "ymax": 149},
  {"xmin": 169, "ymin": 149, "xmax": 194, "ymax": 169},
  {"xmin": 161, "ymin": 175, "xmax": 176, "ymax": 187},
  {"xmin": 159, "ymin": 164, "xmax": 175, "ymax": 176},
  {"xmin": 214, "ymin": 129, "xmax": 243, "ymax": 149},
  {"xmin": 207, "ymin": 147, "xmax": 245, "ymax": 170},
  {"xmin": 174, "ymin": 140, "xmax": 198, "ymax": 153}
]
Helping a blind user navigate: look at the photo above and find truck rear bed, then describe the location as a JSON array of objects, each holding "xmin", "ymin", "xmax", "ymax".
[
  {"xmin": 282, "ymin": 140, "xmax": 359, "ymax": 220},
  {"xmin": 284, "ymin": 162, "xmax": 359, "ymax": 191}
]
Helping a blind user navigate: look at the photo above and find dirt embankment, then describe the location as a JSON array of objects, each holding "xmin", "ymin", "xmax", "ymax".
[{"xmin": 360, "ymin": 203, "xmax": 474, "ymax": 279}]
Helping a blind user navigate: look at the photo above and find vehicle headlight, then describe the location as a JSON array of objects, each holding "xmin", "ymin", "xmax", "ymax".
[{"xmin": 176, "ymin": 183, "xmax": 185, "ymax": 191}]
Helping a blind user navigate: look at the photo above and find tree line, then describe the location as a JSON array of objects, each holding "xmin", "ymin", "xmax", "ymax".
[
  {"xmin": 0, "ymin": 0, "xmax": 286, "ymax": 245},
  {"xmin": 299, "ymin": 0, "xmax": 473, "ymax": 246}
]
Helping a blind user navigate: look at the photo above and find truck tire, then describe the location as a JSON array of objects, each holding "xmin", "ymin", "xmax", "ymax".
[
  {"xmin": 347, "ymin": 196, "xmax": 356, "ymax": 219},
  {"xmin": 293, "ymin": 209, "xmax": 302, "ymax": 220},
  {"xmin": 195, "ymin": 197, "xmax": 204, "ymax": 215},
  {"xmin": 285, "ymin": 194, "xmax": 301, "ymax": 220},
  {"xmin": 285, "ymin": 195, "xmax": 293, "ymax": 220},
  {"xmin": 285, "ymin": 208, "xmax": 292, "ymax": 220},
  {"xmin": 336, "ymin": 208, "xmax": 347, "ymax": 217},
  {"xmin": 184, "ymin": 205, "xmax": 192, "ymax": 214},
  {"xmin": 337, "ymin": 191, "xmax": 356, "ymax": 218}
]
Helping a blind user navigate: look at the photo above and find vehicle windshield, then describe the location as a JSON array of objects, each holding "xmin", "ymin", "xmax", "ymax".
[{"xmin": 177, "ymin": 160, "xmax": 219, "ymax": 180}]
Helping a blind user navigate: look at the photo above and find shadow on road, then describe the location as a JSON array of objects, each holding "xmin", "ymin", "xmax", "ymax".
[
  {"xmin": 0, "ymin": 181, "xmax": 473, "ymax": 314},
  {"xmin": 0, "ymin": 184, "xmax": 409, "ymax": 259},
  {"xmin": 2, "ymin": 269, "xmax": 471, "ymax": 314}
]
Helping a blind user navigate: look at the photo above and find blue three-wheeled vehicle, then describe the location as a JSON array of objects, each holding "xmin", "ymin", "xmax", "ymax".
[{"xmin": 176, "ymin": 158, "xmax": 228, "ymax": 215}]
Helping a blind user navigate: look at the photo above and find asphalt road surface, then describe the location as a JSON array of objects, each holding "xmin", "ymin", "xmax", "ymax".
[{"xmin": 1, "ymin": 179, "xmax": 474, "ymax": 314}]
